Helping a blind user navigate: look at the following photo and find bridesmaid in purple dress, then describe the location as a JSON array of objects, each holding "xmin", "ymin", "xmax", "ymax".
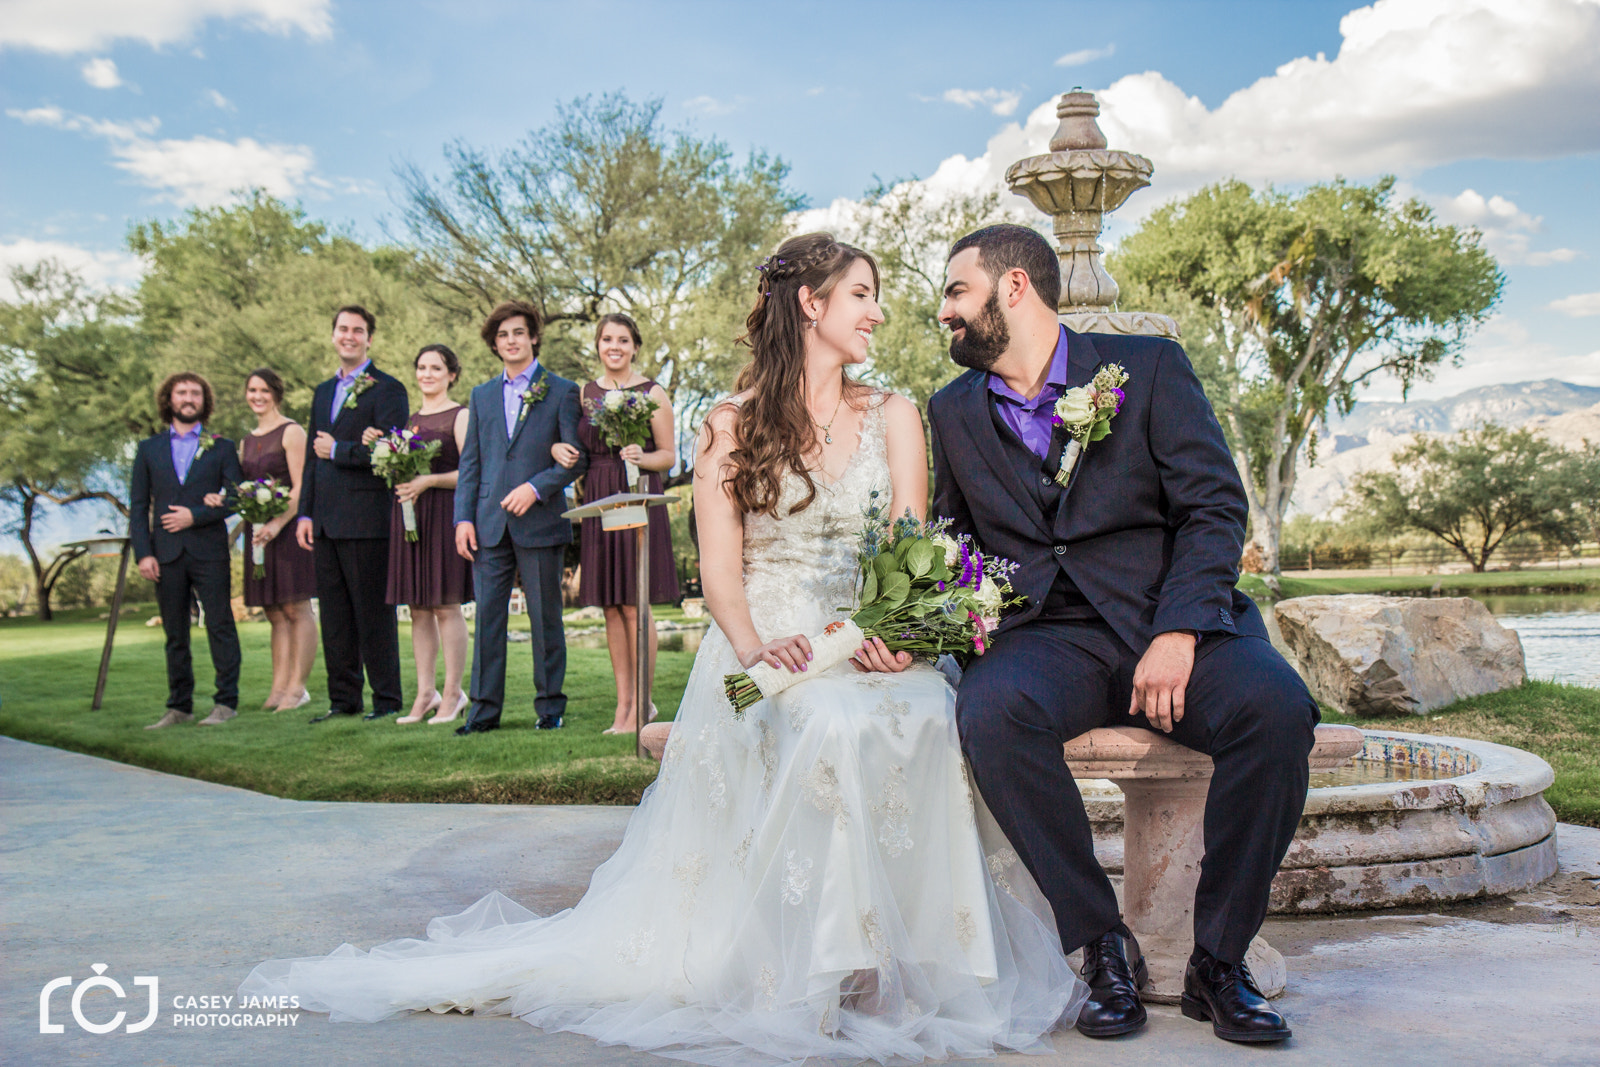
[
  {"xmin": 240, "ymin": 369, "xmax": 318, "ymax": 711},
  {"xmin": 552, "ymin": 313, "xmax": 679, "ymax": 734},
  {"xmin": 365, "ymin": 345, "xmax": 474, "ymax": 724}
]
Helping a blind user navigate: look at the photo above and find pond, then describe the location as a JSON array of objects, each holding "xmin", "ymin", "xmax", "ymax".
[{"xmin": 1482, "ymin": 594, "xmax": 1600, "ymax": 689}]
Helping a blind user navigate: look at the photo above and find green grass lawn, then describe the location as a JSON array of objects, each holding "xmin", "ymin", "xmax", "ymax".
[
  {"xmin": 1238, "ymin": 568, "xmax": 1600, "ymax": 601},
  {"xmin": 1321, "ymin": 681, "xmax": 1600, "ymax": 828},
  {"xmin": 0, "ymin": 605, "xmax": 690, "ymax": 804}
]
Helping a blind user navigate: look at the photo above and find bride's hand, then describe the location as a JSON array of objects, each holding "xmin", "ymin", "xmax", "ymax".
[
  {"xmin": 851, "ymin": 637, "xmax": 912, "ymax": 674},
  {"xmin": 738, "ymin": 635, "xmax": 813, "ymax": 674}
]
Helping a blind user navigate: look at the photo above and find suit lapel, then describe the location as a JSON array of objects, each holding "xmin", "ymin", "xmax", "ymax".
[
  {"xmin": 1056, "ymin": 328, "xmax": 1106, "ymax": 506},
  {"xmin": 957, "ymin": 373, "xmax": 1054, "ymax": 542},
  {"xmin": 505, "ymin": 367, "xmax": 543, "ymax": 452}
]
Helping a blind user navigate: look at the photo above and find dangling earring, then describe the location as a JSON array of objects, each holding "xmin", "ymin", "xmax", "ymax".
[{"xmin": 805, "ymin": 319, "xmax": 817, "ymax": 329}]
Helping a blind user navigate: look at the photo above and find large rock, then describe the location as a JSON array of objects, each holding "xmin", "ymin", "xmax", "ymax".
[{"xmin": 1273, "ymin": 595, "xmax": 1525, "ymax": 716}]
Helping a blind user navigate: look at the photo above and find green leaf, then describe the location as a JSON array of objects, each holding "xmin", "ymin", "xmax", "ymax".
[
  {"xmin": 874, "ymin": 553, "xmax": 896, "ymax": 582},
  {"xmin": 1089, "ymin": 422, "xmax": 1112, "ymax": 442},
  {"xmin": 907, "ymin": 539, "xmax": 935, "ymax": 577},
  {"xmin": 880, "ymin": 571, "xmax": 911, "ymax": 608},
  {"xmin": 860, "ymin": 569, "xmax": 878, "ymax": 605}
]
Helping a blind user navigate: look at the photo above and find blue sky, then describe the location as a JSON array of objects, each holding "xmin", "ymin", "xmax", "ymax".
[{"xmin": 2, "ymin": 0, "xmax": 1598, "ymax": 406}]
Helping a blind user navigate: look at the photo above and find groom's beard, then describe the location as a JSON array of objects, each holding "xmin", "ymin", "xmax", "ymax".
[{"xmin": 947, "ymin": 291, "xmax": 1009, "ymax": 372}]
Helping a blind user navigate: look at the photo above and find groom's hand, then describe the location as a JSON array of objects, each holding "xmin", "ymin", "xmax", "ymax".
[{"xmin": 1129, "ymin": 630, "xmax": 1197, "ymax": 733}]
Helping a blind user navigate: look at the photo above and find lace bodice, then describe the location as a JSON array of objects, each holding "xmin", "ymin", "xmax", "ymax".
[{"xmin": 742, "ymin": 394, "xmax": 888, "ymax": 642}]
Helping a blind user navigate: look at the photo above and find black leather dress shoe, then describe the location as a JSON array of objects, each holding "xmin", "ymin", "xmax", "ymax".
[
  {"xmin": 1181, "ymin": 948, "xmax": 1292, "ymax": 1043},
  {"xmin": 308, "ymin": 709, "xmax": 359, "ymax": 724},
  {"xmin": 1075, "ymin": 927, "xmax": 1148, "ymax": 1038},
  {"xmin": 362, "ymin": 708, "xmax": 399, "ymax": 721},
  {"xmin": 454, "ymin": 721, "xmax": 500, "ymax": 736},
  {"xmin": 535, "ymin": 716, "xmax": 564, "ymax": 730}
]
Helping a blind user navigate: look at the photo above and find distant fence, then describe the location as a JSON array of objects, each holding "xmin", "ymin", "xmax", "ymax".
[{"xmin": 1277, "ymin": 542, "xmax": 1600, "ymax": 574}]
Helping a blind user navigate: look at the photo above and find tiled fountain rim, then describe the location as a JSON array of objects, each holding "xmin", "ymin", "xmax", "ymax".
[{"xmin": 1300, "ymin": 730, "xmax": 1555, "ymax": 817}]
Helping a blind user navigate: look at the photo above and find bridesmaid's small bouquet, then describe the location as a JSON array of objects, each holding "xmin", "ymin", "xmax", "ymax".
[
  {"xmin": 585, "ymin": 389, "xmax": 658, "ymax": 490},
  {"xmin": 232, "ymin": 478, "xmax": 293, "ymax": 577},
  {"xmin": 371, "ymin": 428, "xmax": 441, "ymax": 541},
  {"xmin": 723, "ymin": 494, "xmax": 1023, "ymax": 714}
]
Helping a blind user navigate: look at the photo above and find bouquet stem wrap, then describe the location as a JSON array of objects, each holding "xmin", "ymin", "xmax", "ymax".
[
  {"xmin": 724, "ymin": 620, "xmax": 864, "ymax": 712},
  {"xmin": 401, "ymin": 500, "xmax": 418, "ymax": 542},
  {"xmin": 624, "ymin": 459, "xmax": 640, "ymax": 491},
  {"xmin": 251, "ymin": 542, "xmax": 265, "ymax": 579}
]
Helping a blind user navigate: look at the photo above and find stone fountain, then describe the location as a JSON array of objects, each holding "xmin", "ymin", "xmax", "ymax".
[{"xmin": 1004, "ymin": 89, "xmax": 1178, "ymax": 339}]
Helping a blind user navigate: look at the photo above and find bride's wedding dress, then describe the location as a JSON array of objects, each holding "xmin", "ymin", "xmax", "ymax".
[{"xmin": 241, "ymin": 395, "xmax": 1087, "ymax": 1064}]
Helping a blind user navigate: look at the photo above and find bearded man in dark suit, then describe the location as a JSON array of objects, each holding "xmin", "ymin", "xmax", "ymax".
[
  {"xmin": 295, "ymin": 304, "xmax": 410, "ymax": 722},
  {"xmin": 928, "ymin": 225, "xmax": 1317, "ymax": 1045},
  {"xmin": 131, "ymin": 372, "xmax": 244, "ymax": 729}
]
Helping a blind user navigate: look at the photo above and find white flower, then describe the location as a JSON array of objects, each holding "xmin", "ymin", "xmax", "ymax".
[
  {"xmin": 372, "ymin": 441, "xmax": 392, "ymax": 458},
  {"xmin": 933, "ymin": 534, "xmax": 960, "ymax": 568},
  {"xmin": 974, "ymin": 577, "xmax": 1004, "ymax": 615},
  {"xmin": 1053, "ymin": 387, "xmax": 1095, "ymax": 426},
  {"xmin": 602, "ymin": 389, "xmax": 626, "ymax": 412},
  {"xmin": 254, "ymin": 486, "xmax": 272, "ymax": 504},
  {"xmin": 401, "ymin": 429, "xmax": 415, "ymax": 440}
]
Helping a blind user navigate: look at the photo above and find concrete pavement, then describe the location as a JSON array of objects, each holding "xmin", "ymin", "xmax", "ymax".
[{"xmin": 3, "ymin": 736, "xmax": 1597, "ymax": 1065}]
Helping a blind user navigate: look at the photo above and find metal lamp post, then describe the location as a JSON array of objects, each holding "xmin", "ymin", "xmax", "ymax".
[{"xmin": 561, "ymin": 491, "xmax": 678, "ymax": 759}]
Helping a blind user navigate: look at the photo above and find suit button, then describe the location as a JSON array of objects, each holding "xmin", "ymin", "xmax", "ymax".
[
  {"xmin": 1054, "ymin": 545, "xmax": 1066, "ymax": 555},
  {"xmin": 1041, "ymin": 476, "xmax": 1051, "ymax": 486}
]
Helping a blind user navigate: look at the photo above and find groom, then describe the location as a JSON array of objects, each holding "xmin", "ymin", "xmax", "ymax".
[
  {"xmin": 929, "ymin": 225, "xmax": 1317, "ymax": 1044},
  {"xmin": 454, "ymin": 300, "xmax": 586, "ymax": 735}
]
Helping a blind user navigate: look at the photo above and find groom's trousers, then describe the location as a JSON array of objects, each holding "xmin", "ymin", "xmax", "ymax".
[{"xmin": 956, "ymin": 615, "xmax": 1318, "ymax": 965}]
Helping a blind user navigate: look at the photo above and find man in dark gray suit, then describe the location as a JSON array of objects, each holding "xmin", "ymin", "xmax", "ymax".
[{"xmin": 454, "ymin": 300, "xmax": 587, "ymax": 734}]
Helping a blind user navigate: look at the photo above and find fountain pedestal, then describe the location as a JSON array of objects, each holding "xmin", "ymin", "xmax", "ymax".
[{"xmin": 1064, "ymin": 723, "xmax": 1364, "ymax": 1001}]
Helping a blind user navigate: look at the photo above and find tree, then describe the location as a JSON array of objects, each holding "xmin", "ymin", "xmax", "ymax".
[
  {"xmin": 850, "ymin": 180, "xmax": 1016, "ymax": 410},
  {"xmin": 396, "ymin": 92, "xmax": 801, "ymax": 434},
  {"xmin": 1341, "ymin": 425, "xmax": 1580, "ymax": 572},
  {"xmin": 0, "ymin": 262, "xmax": 148, "ymax": 618},
  {"xmin": 129, "ymin": 192, "xmax": 471, "ymax": 435},
  {"xmin": 1112, "ymin": 177, "xmax": 1503, "ymax": 588},
  {"xmin": 1561, "ymin": 440, "xmax": 1600, "ymax": 550}
]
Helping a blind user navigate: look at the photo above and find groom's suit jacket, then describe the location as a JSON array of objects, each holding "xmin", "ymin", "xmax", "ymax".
[
  {"xmin": 297, "ymin": 364, "xmax": 410, "ymax": 540},
  {"xmin": 454, "ymin": 366, "xmax": 587, "ymax": 548},
  {"xmin": 929, "ymin": 327, "xmax": 1266, "ymax": 656},
  {"xmin": 129, "ymin": 432, "xmax": 242, "ymax": 564}
]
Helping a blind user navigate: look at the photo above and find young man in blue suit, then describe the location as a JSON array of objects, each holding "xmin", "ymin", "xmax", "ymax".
[
  {"xmin": 131, "ymin": 373, "xmax": 244, "ymax": 728},
  {"xmin": 930, "ymin": 226, "xmax": 1317, "ymax": 1044},
  {"xmin": 295, "ymin": 305, "xmax": 410, "ymax": 723},
  {"xmin": 454, "ymin": 300, "xmax": 586, "ymax": 734}
]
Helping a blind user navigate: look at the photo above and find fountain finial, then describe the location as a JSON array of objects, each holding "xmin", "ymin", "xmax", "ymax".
[{"xmin": 1004, "ymin": 90, "xmax": 1178, "ymax": 338}]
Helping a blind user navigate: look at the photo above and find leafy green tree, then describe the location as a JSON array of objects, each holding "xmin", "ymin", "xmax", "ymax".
[
  {"xmin": 129, "ymin": 192, "xmax": 474, "ymax": 434},
  {"xmin": 1562, "ymin": 440, "xmax": 1600, "ymax": 550},
  {"xmin": 1341, "ymin": 425, "xmax": 1580, "ymax": 572},
  {"xmin": 396, "ymin": 92, "xmax": 800, "ymax": 432},
  {"xmin": 1112, "ymin": 177, "xmax": 1503, "ymax": 588},
  {"xmin": 851, "ymin": 180, "xmax": 1014, "ymax": 410},
  {"xmin": 0, "ymin": 262, "xmax": 149, "ymax": 618}
]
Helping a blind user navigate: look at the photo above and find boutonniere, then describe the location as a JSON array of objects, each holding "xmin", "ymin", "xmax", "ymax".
[
  {"xmin": 1051, "ymin": 363, "xmax": 1128, "ymax": 487},
  {"xmin": 516, "ymin": 377, "xmax": 549, "ymax": 423},
  {"xmin": 196, "ymin": 432, "xmax": 219, "ymax": 455},
  {"xmin": 343, "ymin": 372, "xmax": 377, "ymax": 410}
]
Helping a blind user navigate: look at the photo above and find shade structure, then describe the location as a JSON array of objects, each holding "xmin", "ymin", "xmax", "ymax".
[{"xmin": 561, "ymin": 492, "xmax": 679, "ymax": 757}]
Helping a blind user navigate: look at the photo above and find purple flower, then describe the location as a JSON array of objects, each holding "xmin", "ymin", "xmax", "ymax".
[
  {"xmin": 936, "ymin": 581, "xmax": 946, "ymax": 592},
  {"xmin": 1110, "ymin": 387, "xmax": 1125, "ymax": 410}
]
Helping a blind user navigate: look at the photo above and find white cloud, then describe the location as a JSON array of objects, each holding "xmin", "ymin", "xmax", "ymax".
[
  {"xmin": 1424, "ymin": 186, "xmax": 1582, "ymax": 266},
  {"xmin": 939, "ymin": 88, "xmax": 1021, "ymax": 117},
  {"xmin": 8, "ymin": 105, "xmax": 316, "ymax": 206},
  {"xmin": 79, "ymin": 57, "xmax": 121, "ymax": 88},
  {"xmin": 682, "ymin": 95, "xmax": 739, "ymax": 116},
  {"xmin": 0, "ymin": 0, "xmax": 331, "ymax": 54},
  {"xmin": 0, "ymin": 238, "xmax": 145, "ymax": 298},
  {"xmin": 1056, "ymin": 43, "xmax": 1114, "ymax": 67},
  {"xmin": 1548, "ymin": 292, "xmax": 1600, "ymax": 317},
  {"xmin": 205, "ymin": 88, "xmax": 235, "ymax": 110}
]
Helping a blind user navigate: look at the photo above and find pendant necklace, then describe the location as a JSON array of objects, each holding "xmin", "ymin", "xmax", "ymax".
[{"xmin": 815, "ymin": 394, "xmax": 844, "ymax": 445}]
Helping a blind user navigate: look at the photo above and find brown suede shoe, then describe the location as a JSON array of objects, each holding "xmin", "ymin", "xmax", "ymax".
[
  {"xmin": 197, "ymin": 705, "xmax": 237, "ymax": 725},
  {"xmin": 146, "ymin": 710, "xmax": 194, "ymax": 730}
]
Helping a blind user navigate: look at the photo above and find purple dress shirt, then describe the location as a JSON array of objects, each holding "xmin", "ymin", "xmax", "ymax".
[
  {"xmin": 170, "ymin": 424, "xmax": 202, "ymax": 484},
  {"xmin": 330, "ymin": 359, "xmax": 372, "ymax": 422},
  {"xmin": 988, "ymin": 325, "xmax": 1070, "ymax": 460},
  {"xmin": 503, "ymin": 362, "xmax": 538, "ymax": 439}
]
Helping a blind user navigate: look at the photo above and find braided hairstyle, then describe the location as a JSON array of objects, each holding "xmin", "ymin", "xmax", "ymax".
[{"xmin": 723, "ymin": 232, "xmax": 879, "ymax": 518}]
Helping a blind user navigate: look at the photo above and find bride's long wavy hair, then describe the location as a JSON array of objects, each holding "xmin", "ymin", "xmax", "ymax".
[{"xmin": 724, "ymin": 232, "xmax": 879, "ymax": 518}]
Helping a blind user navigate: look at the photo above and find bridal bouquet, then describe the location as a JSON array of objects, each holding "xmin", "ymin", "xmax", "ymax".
[
  {"xmin": 232, "ymin": 478, "xmax": 292, "ymax": 577},
  {"xmin": 585, "ymin": 389, "xmax": 658, "ymax": 490},
  {"xmin": 370, "ymin": 428, "xmax": 441, "ymax": 541},
  {"xmin": 724, "ymin": 495, "xmax": 1023, "ymax": 713}
]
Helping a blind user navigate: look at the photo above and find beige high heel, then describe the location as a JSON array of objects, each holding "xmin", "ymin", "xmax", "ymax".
[{"xmin": 429, "ymin": 691, "xmax": 469, "ymax": 725}]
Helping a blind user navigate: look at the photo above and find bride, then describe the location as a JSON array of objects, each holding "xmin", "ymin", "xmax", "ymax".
[{"xmin": 241, "ymin": 233, "xmax": 1088, "ymax": 1064}]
